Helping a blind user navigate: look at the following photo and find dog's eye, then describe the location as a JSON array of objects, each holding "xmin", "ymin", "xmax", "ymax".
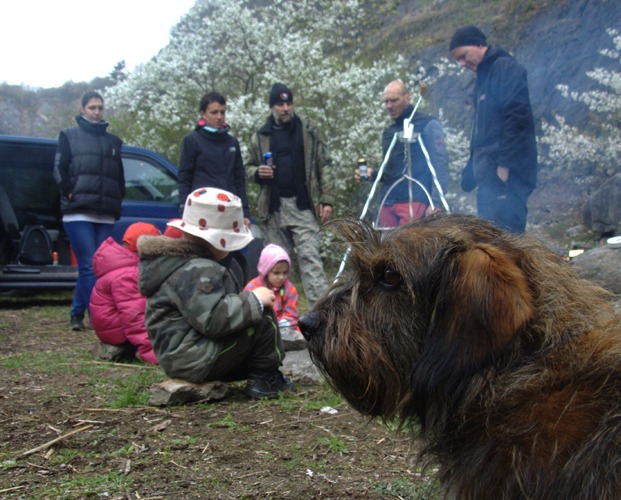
[{"xmin": 379, "ymin": 266, "xmax": 401, "ymax": 288}]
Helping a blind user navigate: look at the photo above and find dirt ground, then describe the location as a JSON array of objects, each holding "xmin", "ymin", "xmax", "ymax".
[{"xmin": 0, "ymin": 293, "xmax": 438, "ymax": 499}]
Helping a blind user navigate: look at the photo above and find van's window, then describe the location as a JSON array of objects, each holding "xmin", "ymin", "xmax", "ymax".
[
  {"xmin": 123, "ymin": 158, "xmax": 179, "ymax": 204},
  {"xmin": 0, "ymin": 144, "xmax": 59, "ymax": 229}
]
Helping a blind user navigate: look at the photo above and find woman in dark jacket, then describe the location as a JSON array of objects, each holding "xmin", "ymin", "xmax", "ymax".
[
  {"xmin": 53, "ymin": 91, "xmax": 125, "ymax": 331},
  {"xmin": 177, "ymin": 91, "xmax": 251, "ymax": 228}
]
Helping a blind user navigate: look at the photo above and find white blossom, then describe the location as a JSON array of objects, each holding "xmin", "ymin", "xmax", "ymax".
[{"xmin": 543, "ymin": 28, "xmax": 621, "ymax": 174}]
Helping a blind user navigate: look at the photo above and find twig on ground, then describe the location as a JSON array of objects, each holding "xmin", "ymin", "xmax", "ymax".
[
  {"xmin": 20, "ymin": 424, "xmax": 94, "ymax": 457},
  {"xmin": 73, "ymin": 419, "xmax": 104, "ymax": 426},
  {"xmin": 59, "ymin": 361, "xmax": 152, "ymax": 369},
  {"xmin": 237, "ymin": 470, "xmax": 268, "ymax": 479},
  {"xmin": 271, "ymin": 411, "xmax": 342, "ymax": 429},
  {"xmin": 26, "ymin": 462, "xmax": 49, "ymax": 469},
  {"xmin": 83, "ymin": 408, "xmax": 132, "ymax": 414},
  {"xmin": 83, "ymin": 407, "xmax": 168, "ymax": 414},
  {"xmin": 0, "ymin": 486, "xmax": 25, "ymax": 494}
]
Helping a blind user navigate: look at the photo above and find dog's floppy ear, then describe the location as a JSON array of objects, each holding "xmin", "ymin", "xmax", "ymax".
[{"xmin": 412, "ymin": 243, "xmax": 534, "ymax": 421}]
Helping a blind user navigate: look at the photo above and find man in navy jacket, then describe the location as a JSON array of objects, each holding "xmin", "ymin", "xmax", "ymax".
[
  {"xmin": 355, "ymin": 80, "xmax": 449, "ymax": 228},
  {"xmin": 450, "ymin": 25, "xmax": 537, "ymax": 233}
]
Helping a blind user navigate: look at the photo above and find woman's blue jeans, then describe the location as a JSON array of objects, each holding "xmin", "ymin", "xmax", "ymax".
[{"xmin": 63, "ymin": 221, "xmax": 114, "ymax": 318}]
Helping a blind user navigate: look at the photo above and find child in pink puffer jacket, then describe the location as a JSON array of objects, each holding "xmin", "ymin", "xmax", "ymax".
[{"xmin": 90, "ymin": 222, "xmax": 161, "ymax": 364}]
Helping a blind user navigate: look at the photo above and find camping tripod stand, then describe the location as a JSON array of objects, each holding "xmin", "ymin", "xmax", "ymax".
[
  {"xmin": 335, "ymin": 92, "xmax": 450, "ymax": 279},
  {"xmin": 374, "ymin": 130, "xmax": 450, "ymax": 227}
]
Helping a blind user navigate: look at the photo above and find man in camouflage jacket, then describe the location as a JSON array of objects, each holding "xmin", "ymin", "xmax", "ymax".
[{"xmin": 246, "ymin": 83, "xmax": 335, "ymax": 307}]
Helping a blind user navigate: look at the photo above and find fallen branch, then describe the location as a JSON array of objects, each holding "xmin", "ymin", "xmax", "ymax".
[
  {"xmin": 271, "ymin": 411, "xmax": 342, "ymax": 429},
  {"xmin": 20, "ymin": 424, "xmax": 94, "ymax": 457},
  {"xmin": 83, "ymin": 408, "xmax": 131, "ymax": 414},
  {"xmin": 83, "ymin": 407, "xmax": 168, "ymax": 414},
  {"xmin": 73, "ymin": 420, "xmax": 104, "ymax": 426},
  {"xmin": 26, "ymin": 462, "xmax": 49, "ymax": 469},
  {"xmin": 0, "ymin": 486, "xmax": 25, "ymax": 494},
  {"xmin": 59, "ymin": 361, "xmax": 152, "ymax": 369}
]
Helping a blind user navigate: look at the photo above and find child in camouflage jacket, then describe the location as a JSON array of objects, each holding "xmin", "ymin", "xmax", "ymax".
[{"xmin": 138, "ymin": 187, "xmax": 293, "ymax": 398}]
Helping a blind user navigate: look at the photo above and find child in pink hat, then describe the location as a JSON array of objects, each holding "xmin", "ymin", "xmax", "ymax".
[{"xmin": 244, "ymin": 244, "xmax": 304, "ymax": 348}]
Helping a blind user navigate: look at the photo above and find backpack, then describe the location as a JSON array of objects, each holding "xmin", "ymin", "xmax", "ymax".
[{"xmin": 17, "ymin": 225, "xmax": 53, "ymax": 265}]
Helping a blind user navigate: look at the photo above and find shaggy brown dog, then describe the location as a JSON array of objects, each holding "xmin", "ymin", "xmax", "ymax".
[{"xmin": 299, "ymin": 214, "xmax": 621, "ymax": 499}]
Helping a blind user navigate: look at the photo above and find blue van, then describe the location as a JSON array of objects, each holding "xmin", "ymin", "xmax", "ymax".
[
  {"xmin": 0, "ymin": 135, "xmax": 261, "ymax": 291},
  {"xmin": 0, "ymin": 135, "xmax": 181, "ymax": 289}
]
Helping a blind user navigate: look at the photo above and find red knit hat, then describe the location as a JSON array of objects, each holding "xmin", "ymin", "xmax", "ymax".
[
  {"xmin": 123, "ymin": 222, "xmax": 161, "ymax": 253},
  {"xmin": 164, "ymin": 219, "xmax": 184, "ymax": 239}
]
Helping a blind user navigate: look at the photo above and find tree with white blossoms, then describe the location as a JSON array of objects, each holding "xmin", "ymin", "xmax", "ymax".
[
  {"xmin": 540, "ymin": 28, "xmax": 621, "ymax": 175},
  {"xmin": 105, "ymin": 0, "xmax": 412, "ymax": 218}
]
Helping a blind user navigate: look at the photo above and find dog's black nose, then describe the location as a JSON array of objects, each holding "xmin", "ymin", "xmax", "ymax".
[{"xmin": 299, "ymin": 312, "xmax": 322, "ymax": 341}]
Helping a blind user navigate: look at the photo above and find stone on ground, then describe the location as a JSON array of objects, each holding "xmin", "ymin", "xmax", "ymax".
[{"xmin": 149, "ymin": 378, "xmax": 232, "ymax": 406}]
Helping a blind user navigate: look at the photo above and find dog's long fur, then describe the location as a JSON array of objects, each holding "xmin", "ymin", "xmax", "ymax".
[{"xmin": 300, "ymin": 214, "xmax": 621, "ymax": 499}]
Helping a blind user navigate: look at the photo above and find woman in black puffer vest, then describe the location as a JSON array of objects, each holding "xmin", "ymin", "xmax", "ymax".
[{"xmin": 53, "ymin": 91, "xmax": 125, "ymax": 331}]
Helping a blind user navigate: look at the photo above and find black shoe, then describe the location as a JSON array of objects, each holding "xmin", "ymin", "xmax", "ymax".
[
  {"xmin": 70, "ymin": 315, "xmax": 85, "ymax": 331},
  {"xmin": 244, "ymin": 370, "xmax": 295, "ymax": 399}
]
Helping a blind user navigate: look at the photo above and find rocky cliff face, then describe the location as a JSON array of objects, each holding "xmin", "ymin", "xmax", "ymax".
[
  {"xmin": 517, "ymin": 0, "xmax": 620, "ymax": 127},
  {"xmin": 397, "ymin": 0, "xmax": 621, "ymax": 251},
  {"xmin": 414, "ymin": 0, "xmax": 621, "ymax": 134}
]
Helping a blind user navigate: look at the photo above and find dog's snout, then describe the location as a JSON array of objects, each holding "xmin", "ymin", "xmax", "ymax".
[{"xmin": 299, "ymin": 312, "xmax": 322, "ymax": 341}]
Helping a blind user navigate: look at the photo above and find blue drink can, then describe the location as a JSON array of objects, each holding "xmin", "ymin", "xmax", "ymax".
[
  {"xmin": 357, "ymin": 158, "xmax": 368, "ymax": 181},
  {"xmin": 263, "ymin": 152, "xmax": 274, "ymax": 168}
]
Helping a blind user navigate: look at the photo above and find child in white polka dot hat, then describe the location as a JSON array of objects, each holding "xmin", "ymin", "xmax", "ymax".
[
  {"xmin": 167, "ymin": 187, "xmax": 252, "ymax": 253},
  {"xmin": 138, "ymin": 187, "xmax": 294, "ymax": 398}
]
